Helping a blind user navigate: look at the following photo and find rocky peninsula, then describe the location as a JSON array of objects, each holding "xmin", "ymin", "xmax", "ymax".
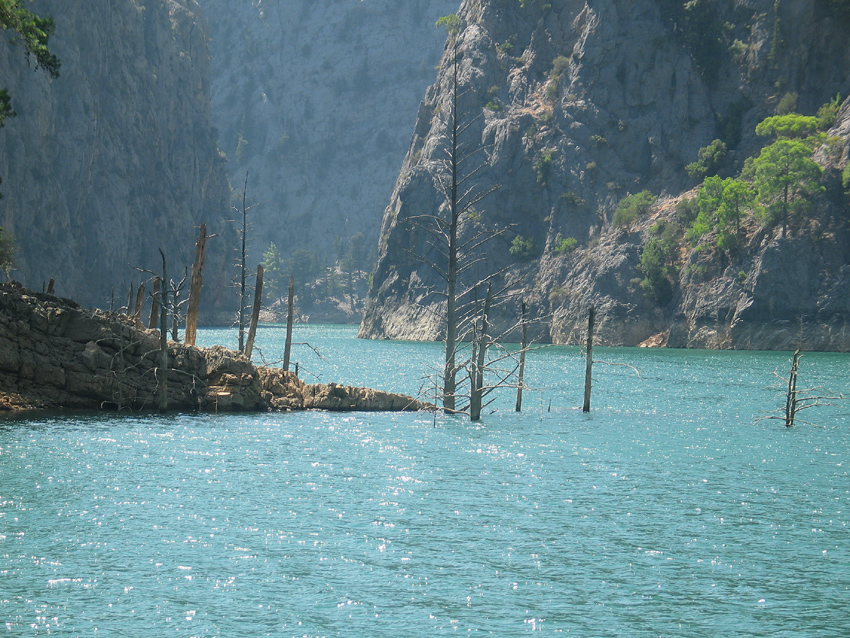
[{"xmin": 0, "ymin": 282, "xmax": 429, "ymax": 414}]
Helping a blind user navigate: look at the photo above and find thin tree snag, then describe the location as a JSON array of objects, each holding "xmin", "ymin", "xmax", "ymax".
[
  {"xmin": 184, "ymin": 223, "xmax": 207, "ymax": 346},
  {"xmin": 245, "ymin": 264, "xmax": 264, "ymax": 360},
  {"xmin": 132, "ymin": 283, "xmax": 145, "ymax": 327},
  {"xmin": 125, "ymin": 283, "xmax": 134, "ymax": 317},
  {"xmin": 46, "ymin": 278, "xmax": 55, "ymax": 295},
  {"xmin": 470, "ymin": 284, "xmax": 492, "ymax": 422},
  {"xmin": 283, "ymin": 275, "xmax": 294, "ymax": 371},
  {"xmin": 158, "ymin": 249, "xmax": 169, "ymax": 413},
  {"xmin": 582, "ymin": 306, "xmax": 595, "ymax": 413},
  {"xmin": 516, "ymin": 300, "xmax": 528, "ymax": 413},
  {"xmin": 148, "ymin": 277, "xmax": 161, "ymax": 330},
  {"xmin": 785, "ymin": 349, "xmax": 801, "ymax": 427},
  {"xmin": 238, "ymin": 172, "xmax": 249, "ymax": 353}
]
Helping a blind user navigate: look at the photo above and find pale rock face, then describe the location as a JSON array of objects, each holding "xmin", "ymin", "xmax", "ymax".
[
  {"xmin": 360, "ymin": 0, "xmax": 850, "ymax": 350},
  {"xmin": 0, "ymin": 0, "xmax": 232, "ymax": 310},
  {"xmin": 198, "ymin": 0, "xmax": 460, "ymax": 265}
]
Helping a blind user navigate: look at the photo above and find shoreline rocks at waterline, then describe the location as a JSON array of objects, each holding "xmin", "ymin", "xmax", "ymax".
[{"xmin": 0, "ymin": 282, "xmax": 430, "ymax": 413}]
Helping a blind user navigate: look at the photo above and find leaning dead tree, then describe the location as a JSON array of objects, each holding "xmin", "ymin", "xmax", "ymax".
[{"xmin": 757, "ymin": 349, "xmax": 843, "ymax": 427}]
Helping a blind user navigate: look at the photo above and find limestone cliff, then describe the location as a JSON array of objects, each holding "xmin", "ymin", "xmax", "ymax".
[
  {"xmin": 0, "ymin": 0, "xmax": 232, "ymax": 310},
  {"xmin": 360, "ymin": 0, "xmax": 850, "ymax": 350},
  {"xmin": 197, "ymin": 0, "xmax": 459, "ymax": 266}
]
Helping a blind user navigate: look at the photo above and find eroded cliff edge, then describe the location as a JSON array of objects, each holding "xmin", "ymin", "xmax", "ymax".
[
  {"xmin": 0, "ymin": 282, "xmax": 429, "ymax": 413},
  {"xmin": 359, "ymin": 0, "xmax": 850, "ymax": 351}
]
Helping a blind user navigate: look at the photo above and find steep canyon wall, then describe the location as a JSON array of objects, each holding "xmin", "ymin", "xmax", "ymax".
[
  {"xmin": 0, "ymin": 0, "xmax": 232, "ymax": 310},
  {"xmin": 359, "ymin": 0, "xmax": 850, "ymax": 350}
]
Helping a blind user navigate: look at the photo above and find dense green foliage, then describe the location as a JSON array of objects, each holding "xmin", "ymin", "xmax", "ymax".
[
  {"xmin": 817, "ymin": 94, "xmax": 842, "ymax": 130},
  {"xmin": 686, "ymin": 139, "xmax": 727, "ymax": 179},
  {"xmin": 638, "ymin": 221, "xmax": 680, "ymax": 305},
  {"xmin": 613, "ymin": 190, "xmax": 655, "ymax": 228},
  {"xmin": 554, "ymin": 236, "xmax": 577, "ymax": 255},
  {"xmin": 633, "ymin": 98, "xmax": 837, "ymax": 302},
  {"xmin": 509, "ymin": 235, "xmax": 537, "ymax": 261},
  {"xmin": 755, "ymin": 114, "xmax": 820, "ymax": 141},
  {"xmin": 750, "ymin": 139, "xmax": 823, "ymax": 238}
]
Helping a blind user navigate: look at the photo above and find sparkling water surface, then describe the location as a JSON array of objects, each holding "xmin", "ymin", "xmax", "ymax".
[{"xmin": 2, "ymin": 325, "xmax": 849, "ymax": 636}]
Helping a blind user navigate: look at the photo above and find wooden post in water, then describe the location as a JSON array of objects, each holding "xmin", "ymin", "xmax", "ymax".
[
  {"xmin": 184, "ymin": 223, "xmax": 207, "ymax": 346},
  {"xmin": 245, "ymin": 264, "xmax": 264, "ymax": 359},
  {"xmin": 148, "ymin": 277, "xmax": 161, "ymax": 330},
  {"xmin": 133, "ymin": 283, "xmax": 145, "ymax": 327},
  {"xmin": 515, "ymin": 300, "xmax": 528, "ymax": 412},
  {"xmin": 283, "ymin": 276, "xmax": 294, "ymax": 372},
  {"xmin": 158, "ymin": 249, "xmax": 169, "ymax": 413},
  {"xmin": 582, "ymin": 306, "xmax": 595, "ymax": 413}
]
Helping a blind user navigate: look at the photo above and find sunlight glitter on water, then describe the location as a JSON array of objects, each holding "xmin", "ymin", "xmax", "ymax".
[{"xmin": 2, "ymin": 327, "xmax": 850, "ymax": 636}]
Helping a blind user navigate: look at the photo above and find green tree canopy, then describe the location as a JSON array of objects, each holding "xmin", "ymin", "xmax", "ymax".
[
  {"xmin": 755, "ymin": 114, "xmax": 820, "ymax": 141},
  {"xmin": 613, "ymin": 190, "xmax": 656, "ymax": 228},
  {"xmin": 686, "ymin": 139, "xmax": 727, "ymax": 180},
  {"xmin": 751, "ymin": 139, "xmax": 824, "ymax": 238}
]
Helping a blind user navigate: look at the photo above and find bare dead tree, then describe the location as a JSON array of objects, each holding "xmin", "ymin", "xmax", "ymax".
[
  {"xmin": 406, "ymin": 19, "xmax": 510, "ymax": 412},
  {"xmin": 757, "ymin": 350, "xmax": 843, "ymax": 427},
  {"xmin": 232, "ymin": 171, "xmax": 258, "ymax": 353}
]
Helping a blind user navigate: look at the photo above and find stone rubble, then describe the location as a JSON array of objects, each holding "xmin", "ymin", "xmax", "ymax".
[{"xmin": 0, "ymin": 282, "xmax": 431, "ymax": 413}]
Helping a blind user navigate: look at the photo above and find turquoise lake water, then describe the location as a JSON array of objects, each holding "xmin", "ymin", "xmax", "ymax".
[{"xmin": 2, "ymin": 325, "xmax": 849, "ymax": 636}]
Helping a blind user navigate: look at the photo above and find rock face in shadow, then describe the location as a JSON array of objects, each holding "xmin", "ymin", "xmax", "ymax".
[
  {"xmin": 0, "ymin": 0, "xmax": 232, "ymax": 311},
  {"xmin": 359, "ymin": 0, "xmax": 850, "ymax": 351},
  {"xmin": 198, "ymin": 0, "xmax": 459, "ymax": 266},
  {"xmin": 0, "ymin": 283, "xmax": 430, "ymax": 413}
]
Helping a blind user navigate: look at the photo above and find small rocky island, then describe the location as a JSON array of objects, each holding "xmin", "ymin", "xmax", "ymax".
[{"xmin": 0, "ymin": 282, "xmax": 429, "ymax": 413}]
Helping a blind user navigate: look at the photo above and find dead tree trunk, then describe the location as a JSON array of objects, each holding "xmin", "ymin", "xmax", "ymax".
[
  {"xmin": 582, "ymin": 307, "xmax": 595, "ymax": 413},
  {"xmin": 785, "ymin": 349, "xmax": 801, "ymax": 427},
  {"xmin": 238, "ymin": 173, "xmax": 250, "ymax": 353},
  {"xmin": 158, "ymin": 249, "xmax": 169, "ymax": 413},
  {"xmin": 470, "ymin": 284, "xmax": 492, "ymax": 422},
  {"xmin": 245, "ymin": 264, "xmax": 264, "ymax": 360},
  {"xmin": 148, "ymin": 277, "xmax": 160, "ymax": 330},
  {"xmin": 515, "ymin": 300, "xmax": 528, "ymax": 412},
  {"xmin": 133, "ymin": 283, "xmax": 145, "ymax": 327},
  {"xmin": 283, "ymin": 276, "xmax": 295, "ymax": 372},
  {"xmin": 184, "ymin": 223, "xmax": 207, "ymax": 346},
  {"xmin": 125, "ymin": 283, "xmax": 134, "ymax": 317},
  {"xmin": 46, "ymin": 278, "xmax": 55, "ymax": 295}
]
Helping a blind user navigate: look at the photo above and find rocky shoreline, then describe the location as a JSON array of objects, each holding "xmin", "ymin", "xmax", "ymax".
[{"xmin": 0, "ymin": 282, "xmax": 429, "ymax": 414}]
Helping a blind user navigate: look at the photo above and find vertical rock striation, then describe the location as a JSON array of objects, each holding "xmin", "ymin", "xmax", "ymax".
[
  {"xmin": 198, "ymin": 0, "xmax": 459, "ymax": 264},
  {"xmin": 0, "ymin": 0, "xmax": 232, "ymax": 310},
  {"xmin": 360, "ymin": 0, "xmax": 850, "ymax": 350}
]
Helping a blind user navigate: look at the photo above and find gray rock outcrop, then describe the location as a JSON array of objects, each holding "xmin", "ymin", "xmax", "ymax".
[
  {"xmin": 197, "ymin": 0, "xmax": 459, "ymax": 266},
  {"xmin": 360, "ymin": 0, "xmax": 850, "ymax": 351}
]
